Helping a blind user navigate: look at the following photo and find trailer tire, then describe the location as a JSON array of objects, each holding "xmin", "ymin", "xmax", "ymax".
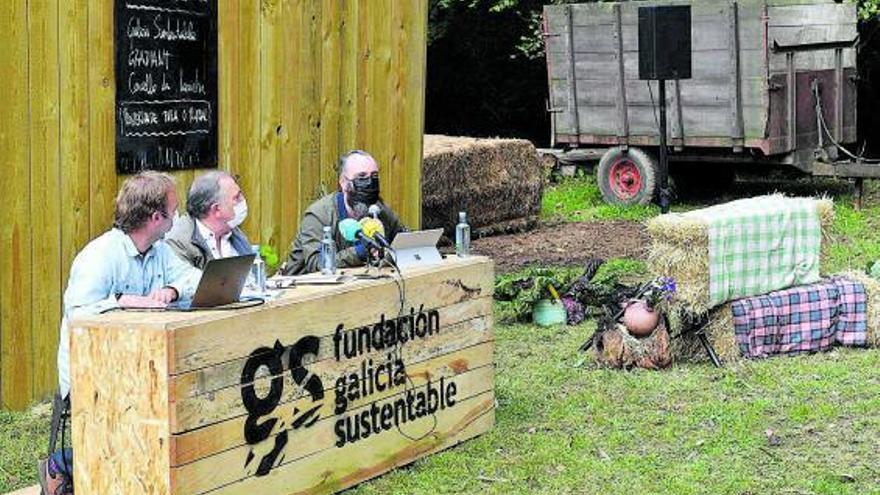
[{"xmin": 596, "ymin": 147, "xmax": 658, "ymax": 206}]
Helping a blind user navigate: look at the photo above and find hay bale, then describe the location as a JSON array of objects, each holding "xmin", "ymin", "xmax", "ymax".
[
  {"xmin": 835, "ymin": 271, "xmax": 880, "ymax": 347},
  {"xmin": 422, "ymin": 135, "xmax": 543, "ymax": 239},
  {"xmin": 647, "ymin": 195, "xmax": 834, "ymax": 315},
  {"xmin": 672, "ymin": 273, "xmax": 880, "ymax": 363},
  {"xmin": 668, "ymin": 305, "xmax": 741, "ymax": 363}
]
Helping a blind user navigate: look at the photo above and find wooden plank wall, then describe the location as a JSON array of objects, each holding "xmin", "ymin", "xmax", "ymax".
[{"xmin": 0, "ymin": 0, "xmax": 428, "ymax": 410}]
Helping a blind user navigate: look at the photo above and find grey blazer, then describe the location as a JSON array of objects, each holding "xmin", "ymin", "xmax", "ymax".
[{"xmin": 165, "ymin": 215, "xmax": 252, "ymax": 270}]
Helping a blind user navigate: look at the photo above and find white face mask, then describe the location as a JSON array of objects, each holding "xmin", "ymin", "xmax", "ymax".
[{"xmin": 227, "ymin": 198, "xmax": 248, "ymax": 229}]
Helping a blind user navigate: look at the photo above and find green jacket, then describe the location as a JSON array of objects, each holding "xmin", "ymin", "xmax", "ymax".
[{"xmin": 282, "ymin": 193, "xmax": 406, "ymax": 275}]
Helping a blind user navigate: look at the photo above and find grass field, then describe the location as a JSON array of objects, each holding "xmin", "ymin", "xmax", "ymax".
[{"xmin": 3, "ymin": 174, "xmax": 880, "ymax": 494}]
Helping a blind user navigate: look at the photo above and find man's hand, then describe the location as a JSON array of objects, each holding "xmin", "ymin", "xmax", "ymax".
[
  {"xmin": 368, "ymin": 246, "xmax": 383, "ymax": 261},
  {"xmin": 149, "ymin": 287, "xmax": 178, "ymax": 304},
  {"xmin": 117, "ymin": 294, "xmax": 168, "ymax": 309}
]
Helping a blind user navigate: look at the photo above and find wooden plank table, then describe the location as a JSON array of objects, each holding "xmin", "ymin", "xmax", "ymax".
[{"xmin": 68, "ymin": 256, "xmax": 495, "ymax": 494}]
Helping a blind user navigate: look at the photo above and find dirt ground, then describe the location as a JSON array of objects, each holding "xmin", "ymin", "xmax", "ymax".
[{"xmin": 470, "ymin": 220, "xmax": 649, "ymax": 273}]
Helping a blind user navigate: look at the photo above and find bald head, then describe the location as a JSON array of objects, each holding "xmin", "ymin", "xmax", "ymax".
[
  {"xmin": 338, "ymin": 150, "xmax": 380, "ymax": 219},
  {"xmin": 337, "ymin": 150, "xmax": 379, "ymax": 179}
]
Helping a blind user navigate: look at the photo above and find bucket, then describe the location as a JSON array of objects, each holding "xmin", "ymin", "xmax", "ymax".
[{"xmin": 532, "ymin": 298, "xmax": 567, "ymax": 327}]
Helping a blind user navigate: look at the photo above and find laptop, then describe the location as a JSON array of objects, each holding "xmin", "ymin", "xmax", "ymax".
[
  {"xmin": 390, "ymin": 229, "xmax": 444, "ymax": 271},
  {"xmin": 168, "ymin": 253, "xmax": 256, "ymax": 310}
]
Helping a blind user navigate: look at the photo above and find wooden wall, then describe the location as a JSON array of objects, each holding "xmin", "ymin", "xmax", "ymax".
[{"xmin": 0, "ymin": 0, "xmax": 428, "ymax": 410}]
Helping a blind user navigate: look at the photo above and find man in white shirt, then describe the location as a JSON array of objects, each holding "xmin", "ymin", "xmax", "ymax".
[
  {"xmin": 42, "ymin": 171, "xmax": 202, "ymax": 494},
  {"xmin": 166, "ymin": 171, "xmax": 253, "ymax": 269}
]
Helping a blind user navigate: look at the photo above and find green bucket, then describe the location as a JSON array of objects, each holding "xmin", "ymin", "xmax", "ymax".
[{"xmin": 532, "ymin": 298, "xmax": 567, "ymax": 327}]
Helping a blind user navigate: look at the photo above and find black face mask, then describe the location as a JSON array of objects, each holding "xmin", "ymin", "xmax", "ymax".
[{"xmin": 350, "ymin": 175, "xmax": 380, "ymax": 206}]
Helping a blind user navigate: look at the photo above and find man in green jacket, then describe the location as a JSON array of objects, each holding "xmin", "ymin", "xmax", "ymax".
[{"xmin": 282, "ymin": 150, "xmax": 406, "ymax": 274}]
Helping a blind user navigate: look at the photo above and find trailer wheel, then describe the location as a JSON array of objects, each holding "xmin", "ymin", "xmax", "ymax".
[{"xmin": 597, "ymin": 147, "xmax": 658, "ymax": 205}]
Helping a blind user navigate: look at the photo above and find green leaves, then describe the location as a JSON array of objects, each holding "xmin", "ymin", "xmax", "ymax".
[{"xmin": 258, "ymin": 244, "xmax": 280, "ymax": 271}]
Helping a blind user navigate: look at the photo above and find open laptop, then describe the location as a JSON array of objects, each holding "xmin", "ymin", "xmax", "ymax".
[
  {"xmin": 168, "ymin": 253, "xmax": 256, "ymax": 310},
  {"xmin": 390, "ymin": 228, "xmax": 444, "ymax": 271}
]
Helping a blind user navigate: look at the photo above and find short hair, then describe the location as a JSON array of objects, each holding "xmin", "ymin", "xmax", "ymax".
[
  {"xmin": 113, "ymin": 171, "xmax": 176, "ymax": 233},
  {"xmin": 187, "ymin": 171, "xmax": 234, "ymax": 219},
  {"xmin": 337, "ymin": 149, "xmax": 375, "ymax": 177}
]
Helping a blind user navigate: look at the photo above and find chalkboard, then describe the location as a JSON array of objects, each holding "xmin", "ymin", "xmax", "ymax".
[{"xmin": 114, "ymin": 0, "xmax": 218, "ymax": 174}]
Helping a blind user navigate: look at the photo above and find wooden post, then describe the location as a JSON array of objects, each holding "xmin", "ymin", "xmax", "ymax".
[
  {"xmin": 564, "ymin": 5, "xmax": 581, "ymax": 141},
  {"xmin": 728, "ymin": 1, "xmax": 744, "ymax": 151},
  {"xmin": 659, "ymin": 80, "xmax": 670, "ymax": 214},
  {"xmin": 71, "ymin": 257, "xmax": 496, "ymax": 494},
  {"xmin": 614, "ymin": 4, "xmax": 629, "ymax": 146}
]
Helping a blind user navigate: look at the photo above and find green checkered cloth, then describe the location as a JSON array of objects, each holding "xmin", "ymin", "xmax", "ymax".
[{"xmin": 690, "ymin": 195, "xmax": 822, "ymax": 308}]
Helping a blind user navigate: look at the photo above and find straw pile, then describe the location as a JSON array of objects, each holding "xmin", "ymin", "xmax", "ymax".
[
  {"xmin": 422, "ymin": 135, "xmax": 543, "ymax": 238},
  {"xmin": 671, "ymin": 272, "xmax": 880, "ymax": 363},
  {"xmin": 647, "ymin": 195, "xmax": 835, "ymax": 315},
  {"xmin": 669, "ymin": 304, "xmax": 739, "ymax": 363}
]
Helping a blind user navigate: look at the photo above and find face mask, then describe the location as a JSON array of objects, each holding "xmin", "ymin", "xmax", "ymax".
[
  {"xmin": 227, "ymin": 198, "xmax": 248, "ymax": 229},
  {"xmin": 350, "ymin": 175, "xmax": 380, "ymax": 206}
]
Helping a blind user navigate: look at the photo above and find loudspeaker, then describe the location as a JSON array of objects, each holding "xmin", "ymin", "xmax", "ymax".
[{"xmin": 638, "ymin": 5, "xmax": 692, "ymax": 80}]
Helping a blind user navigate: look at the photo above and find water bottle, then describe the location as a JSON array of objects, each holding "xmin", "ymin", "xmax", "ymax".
[
  {"xmin": 320, "ymin": 226, "xmax": 337, "ymax": 274},
  {"xmin": 251, "ymin": 244, "xmax": 267, "ymax": 295},
  {"xmin": 455, "ymin": 211, "xmax": 470, "ymax": 257}
]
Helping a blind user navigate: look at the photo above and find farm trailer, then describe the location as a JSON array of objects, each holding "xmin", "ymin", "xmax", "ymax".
[{"xmin": 543, "ymin": 0, "xmax": 880, "ymax": 205}]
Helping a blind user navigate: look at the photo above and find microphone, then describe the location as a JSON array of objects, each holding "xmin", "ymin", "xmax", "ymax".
[
  {"xmin": 338, "ymin": 218, "xmax": 382, "ymax": 251},
  {"xmin": 360, "ymin": 217, "xmax": 391, "ymax": 249},
  {"xmin": 368, "ymin": 204, "xmax": 381, "ymax": 220}
]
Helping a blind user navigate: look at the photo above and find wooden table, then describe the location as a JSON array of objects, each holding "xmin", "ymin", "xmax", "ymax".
[{"xmin": 69, "ymin": 256, "xmax": 495, "ymax": 494}]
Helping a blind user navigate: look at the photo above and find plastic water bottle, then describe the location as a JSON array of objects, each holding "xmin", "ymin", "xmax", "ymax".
[
  {"xmin": 455, "ymin": 211, "xmax": 470, "ymax": 257},
  {"xmin": 320, "ymin": 226, "xmax": 337, "ymax": 274},
  {"xmin": 251, "ymin": 244, "xmax": 267, "ymax": 294}
]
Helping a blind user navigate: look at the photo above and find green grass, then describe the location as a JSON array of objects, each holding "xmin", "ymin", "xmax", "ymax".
[
  {"xmin": 348, "ymin": 321, "xmax": 880, "ymax": 495},
  {"xmin": 542, "ymin": 174, "xmax": 660, "ymax": 222},
  {"xmin": 827, "ymin": 199, "xmax": 880, "ymax": 273},
  {"xmin": 0, "ymin": 405, "xmax": 49, "ymax": 491}
]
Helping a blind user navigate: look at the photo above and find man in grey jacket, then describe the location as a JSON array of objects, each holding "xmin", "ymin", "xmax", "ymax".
[
  {"xmin": 166, "ymin": 171, "xmax": 253, "ymax": 269},
  {"xmin": 282, "ymin": 150, "xmax": 406, "ymax": 274}
]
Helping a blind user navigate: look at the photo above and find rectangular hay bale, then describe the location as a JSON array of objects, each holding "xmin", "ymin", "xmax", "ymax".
[
  {"xmin": 647, "ymin": 195, "xmax": 834, "ymax": 315},
  {"xmin": 422, "ymin": 135, "xmax": 543, "ymax": 238},
  {"xmin": 672, "ymin": 272, "xmax": 880, "ymax": 362}
]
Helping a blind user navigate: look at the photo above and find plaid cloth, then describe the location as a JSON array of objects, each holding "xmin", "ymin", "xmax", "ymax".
[
  {"xmin": 689, "ymin": 195, "xmax": 822, "ymax": 308},
  {"xmin": 732, "ymin": 277, "xmax": 867, "ymax": 359}
]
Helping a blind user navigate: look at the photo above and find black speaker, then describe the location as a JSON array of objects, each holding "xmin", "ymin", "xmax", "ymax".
[{"xmin": 638, "ymin": 5, "xmax": 692, "ymax": 80}]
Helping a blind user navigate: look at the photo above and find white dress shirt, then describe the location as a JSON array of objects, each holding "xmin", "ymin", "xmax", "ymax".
[{"xmin": 196, "ymin": 219, "xmax": 240, "ymax": 259}]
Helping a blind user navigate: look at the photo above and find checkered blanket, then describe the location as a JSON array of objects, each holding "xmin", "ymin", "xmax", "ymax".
[
  {"xmin": 690, "ymin": 195, "xmax": 822, "ymax": 308},
  {"xmin": 731, "ymin": 277, "xmax": 867, "ymax": 359}
]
